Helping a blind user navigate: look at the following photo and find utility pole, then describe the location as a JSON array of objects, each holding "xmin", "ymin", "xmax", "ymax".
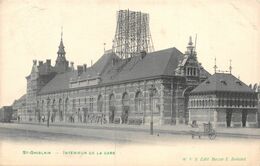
[{"xmin": 47, "ymin": 97, "xmax": 50, "ymax": 127}]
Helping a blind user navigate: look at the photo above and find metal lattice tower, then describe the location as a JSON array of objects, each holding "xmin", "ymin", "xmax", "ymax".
[{"xmin": 112, "ymin": 10, "xmax": 154, "ymax": 59}]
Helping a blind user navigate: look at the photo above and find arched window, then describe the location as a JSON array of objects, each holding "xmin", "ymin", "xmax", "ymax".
[
  {"xmin": 122, "ymin": 92, "xmax": 130, "ymax": 124},
  {"xmin": 46, "ymin": 98, "xmax": 51, "ymax": 113},
  {"xmin": 152, "ymin": 89, "xmax": 160, "ymax": 113},
  {"xmin": 122, "ymin": 92, "xmax": 129, "ymax": 106},
  {"xmin": 90, "ymin": 97, "xmax": 94, "ymax": 112},
  {"xmin": 58, "ymin": 99, "xmax": 62, "ymax": 112},
  {"xmin": 58, "ymin": 99, "xmax": 63, "ymax": 121},
  {"xmin": 109, "ymin": 94, "xmax": 116, "ymax": 107},
  {"xmin": 52, "ymin": 99, "xmax": 55, "ymax": 110},
  {"xmin": 97, "ymin": 95, "xmax": 103, "ymax": 112},
  {"xmin": 65, "ymin": 98, "xmax": 69, "ymax": 113},
  {"xmin": 135, "ymin": 91, "xmax": 143, "ymax": 112}
]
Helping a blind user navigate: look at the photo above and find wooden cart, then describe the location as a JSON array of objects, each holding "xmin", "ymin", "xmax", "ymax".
[{"xmin": 190, "ymin": 121, "xmax": 216, "ymax": 140}]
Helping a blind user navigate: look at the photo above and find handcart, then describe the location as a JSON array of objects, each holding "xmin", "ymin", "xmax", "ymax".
[{"xmin": 190, "ymin": 121, "xmax": 216, "ymax": 140}]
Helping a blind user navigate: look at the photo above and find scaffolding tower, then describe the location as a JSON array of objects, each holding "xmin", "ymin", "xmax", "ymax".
[{"xmin": 112, "ymin": 10, "xmax": 154, "ymax": 59}]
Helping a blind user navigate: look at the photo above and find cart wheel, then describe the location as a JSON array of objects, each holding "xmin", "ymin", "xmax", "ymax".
[{"xmin": 209, "ymin": 130, "xmax": 216, "ymax": 140}]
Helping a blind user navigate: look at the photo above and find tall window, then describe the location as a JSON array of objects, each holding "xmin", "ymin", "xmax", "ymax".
[
  {"xmin": 109, "ymin": 94, "xmax": 116, "ymax": 107},
  {"xmin": 58, "ymin": 99, "xmax": 63, "ymax": 121},
  {"xmin": 65, "ymin": 98, "xmax": 69, "ymax": 113},
  {"xmin": 122, "ymin": 92, "xmax": 129, "ymax": 106},
  {"xmin": 72, "ymin": 99, "xmax": 76, "ymax": 111},
  {"xmin": 135, "ymin": 91, "xmax": 143, "ymax": 112},
  {"xmin": 41, "ymin": 100, "xmax": 44, "ymax": 113},
  {"xmin": 52, "ymin": 100, "xmax": 55, "ymax": 110},
  {"xmin": 152, "ymin": 90, "xmax": 160, "ymax": 113},
  {"xmin": 37, "ymin": 101, "xmax": 39, "ymax": 109},
  {"xmin": 97, "ymin": 95, "xmax": 103, "ymax": 112},
  {"xmin": 58, "ymin": 99, "xmax": 62, "ymax": 112},
  {"xmin": 90, "ymin": 97, "xmax": 94, "ymax": 112}
]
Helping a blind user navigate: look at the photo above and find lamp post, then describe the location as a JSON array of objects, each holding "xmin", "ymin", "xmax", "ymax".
[
  {"xmin": 149, "ymin": 85, "xmax": 156, "ymax": 135},
  {"xmin": 47, "ymin": 97, "xmax": 50, "ymax": 127}
]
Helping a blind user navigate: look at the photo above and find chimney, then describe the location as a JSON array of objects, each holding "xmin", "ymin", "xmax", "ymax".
[
  {"xmin": 77, "ymin": 65, "xmax": 83, "ymax": 76},
  {"xmin": 70, "ymin": 62, "xmax": 74, "ymax": 71},
  {"xmin": 83, "ymin": 64, "xmax": 87, "ymax": 72},
  {"xmin": 140, "ymin": 50, "xmax": 147, "ymax": 59},
  {"xmin": 39, "ymin": 61, "xmax": 43, "ymax": 66},
  {"xmin": 46, "ymin": 59, "xmax": 51, "ymax": 65},
  {"xmin": 33, "ymin": 60, "xmax": 37, "ymax": 65}
]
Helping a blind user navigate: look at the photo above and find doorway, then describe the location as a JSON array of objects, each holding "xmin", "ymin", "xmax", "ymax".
[
  {"xmin": 122, "ymin": 106, "xmax": 129, "ymax": 124},
  {"xmin": 226, "ymin": 109, "xmax": 232, "ymax": 127},
  {"xmin": 109, "ymin": 106, "xmax": 115, "ymax": 123},
  {"xmin": 242, "ymin": 110, "xmax": 247, "ymax": 127}
]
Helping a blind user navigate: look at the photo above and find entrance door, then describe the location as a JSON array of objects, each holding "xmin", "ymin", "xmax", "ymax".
[
  {"xmin": 242, "ymin": 110, "xmax": 247, "ymax": 127},
  {"xmin": 109, "ymin": 106, "xmax": 115, "ymax": 123},
  {"xmin": 122, "ymin": 106, "xmax": 129, "ymax": 124},
  {"xmin": 226, "ymin": 109, "xmax": 232, "ymax": 127}
]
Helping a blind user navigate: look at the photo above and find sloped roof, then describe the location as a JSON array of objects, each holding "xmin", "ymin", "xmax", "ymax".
[
  {"xmin": 91, "ymin": 51, "xmax": 119, "ymax": 74},
  {"xmin": 12, "ymin": 94, "xmax": 26, "ymax": 106},
  {"xmin": 39, "ymin": 47, "xmax": 207, "ymax": 94},
  {"xmin": 101, "ymin": 47, "xmax": 184, "ymax": 83},
  {"xmin": 39, "ymin": 71, "xmax": 75, "ymax": 94},
  {"xmin": 200, "ymin": 65, "xmax": 211, "ymax": 78},
  {"xmin": 191, "ymin": 73, "xmax": 254, "ymax": 94},
  {"xmin": 38, "ymin": 52, "xmax": 118, "ymax": 94}
]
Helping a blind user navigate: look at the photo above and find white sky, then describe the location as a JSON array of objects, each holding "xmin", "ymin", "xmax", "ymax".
[{"xmin": 0, "ymin": 0, "xmax": 259, "ymax": 107}]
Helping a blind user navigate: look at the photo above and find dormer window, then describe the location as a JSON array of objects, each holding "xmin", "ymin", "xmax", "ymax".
[
  {"xmin": 235, "ymin": 80, "xmax": 242, "ymax": 86},
  {"xmin": 220, "ymin": 80, "xmax": 227, "ymax": 85}
]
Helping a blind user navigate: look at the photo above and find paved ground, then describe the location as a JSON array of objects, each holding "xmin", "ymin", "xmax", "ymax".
[
  {"xmin": 1, "ymin": 122, "xmax": 260, "ymax": 166},
  {"xmin": 0, "ymin": 127, "xmax": 130, "ymax": 144},
  {"xmin": 8, "ymin": 121, "xmax": 260, "ymax": 139},
  {"xmin": 0, "ymin": 122, "xmax": 260, "ymax": 144}
]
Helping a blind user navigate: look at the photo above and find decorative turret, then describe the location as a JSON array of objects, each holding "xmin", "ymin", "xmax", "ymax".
[
  {"xmin": 54, "ymin": 28, "xmax": 69, "ymax": 73},
  {"xmin": 185, "ymin": 36, "xmax": 197, "ymax": 58},
  {"xmin": 57, "ymin": 35, "xmax": 66, "ymax": 57},
  {"xmin": 56, "ymin": 29, "xmax": 67, "ymax": 63},
  {"xmin": 175, "ymin": 36, "xmax": 202, "ymax": 81}
]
